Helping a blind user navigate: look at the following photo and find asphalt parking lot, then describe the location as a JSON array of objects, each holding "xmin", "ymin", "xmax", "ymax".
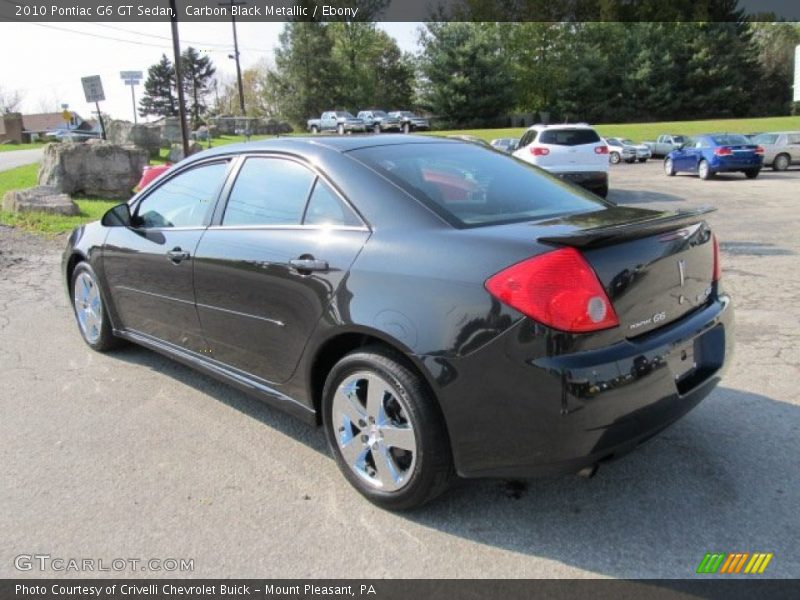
[{"xmin": 1, "ymin": 160, "xmax": 798, "ymax": 579}]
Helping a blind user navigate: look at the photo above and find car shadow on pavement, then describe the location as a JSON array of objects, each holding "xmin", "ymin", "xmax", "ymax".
[
  {"xmin": 407, "ymin": 386, "xmax": 799, "ymax": 578},
  {"xmin": 609, "ymin": 189, "xmax": 686, "ymax": 204},
  {"xmin": 106, "ymin": 346, "xmax": 799, "ymax": 577},
  {"xmin": 109, "ymin": 344, "xmax": 330, "ymax": 455}
]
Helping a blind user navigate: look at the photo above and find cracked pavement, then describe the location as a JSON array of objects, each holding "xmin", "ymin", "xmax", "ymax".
[{"xmin": 1, "ymin": 161, "xmax": 798, "ymax": 579}]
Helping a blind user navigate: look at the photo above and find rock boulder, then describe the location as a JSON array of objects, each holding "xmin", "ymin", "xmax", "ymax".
[
  {"xmin": 38, "ymin": 142, "xmax": 147, "ymax": 199},
  {"xmin": 107, "ymin": 120, "xmax": 162, "ymax": 157},
  {"xmin": 2, "ymin": 186, "xmax": 79, "ymax": 216}
]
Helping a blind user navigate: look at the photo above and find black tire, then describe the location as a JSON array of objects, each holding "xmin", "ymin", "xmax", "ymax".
[
  {"xmin": 373, "ymin": 123, "xmax": 381, "ymax": 134},
  {"xmin": 609, "ymin": 152, "xmax": 621, "ymax": 165},
  {"xmin": 70, "ymin": 262, "xmax": 121, "ymax": 352},
  {"xmin": 337, "ymin": 124, "xmax": 345, "ymax": 136},
  {"xmin": 698, "ymin": 159, "xmax": 713, "ymax": 180},
  {"xmin": 310, "ymin": 126, "xmax": 318, "ymax": 135},
  {"xmin": 322, "ymin": 347, "xmax": 453, "ymax": 510},
  {"xmin": 772, "ymin": 153, "xmax": 790, "ymax": 172},
  {"xmin": 664, "ymin": 157, "xmax": 676, "ymax": 176},
  {"xmin": 638, "ymin": 158, "xmax": 647, "ymax": 163},
  {"xmin": 595, "ymin": 183, "xmax": 609, "ymax": 198},
  {"xmin": 402, "ymin": 123, "xmax": 411, "ymax": 134},
  {"xmin": 744, "ymin": 168, "xmax": 760, "ymax": 179}
]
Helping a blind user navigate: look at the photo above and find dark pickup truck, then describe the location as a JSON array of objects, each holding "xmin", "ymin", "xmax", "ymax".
[
  {"xmin": 387, "ymin": 111, "xmax": 431, "ymax": 133},
  {"xmin": 356, "ymin": 110, "xmax": 401, "ymax": 133}
]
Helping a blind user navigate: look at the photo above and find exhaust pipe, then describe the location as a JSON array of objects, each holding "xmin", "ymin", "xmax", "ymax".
[{"xmin": 577, "ymin": 464, "xmax": 599, "ymax": 479}]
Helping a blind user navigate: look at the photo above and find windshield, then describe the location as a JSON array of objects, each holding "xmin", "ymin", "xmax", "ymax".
[
  {"xmin": 373, "ymin": 111, "xmax": 388, "ymax": 117},
  {"xmin": 539, "ymin": 128, "xmax": 601, "ymax": 146},
  {"xmin": 753, "ymin": 133, "xmax": 778, "ymax": 144},
  {"xmin": 336, "ymin": 111, "xmax": 355, "ymax": 119},
  {"xmin": 711, "ymin": 134, "xmax": 751, "ymax": 146},
  {"xmin": 621, "ymin": 139, "xmax": 635, "ymax": 145},
  {"xmin": 349, "ymin": 142, "xmax": 607, "ymax": 228},
  {"xmin": 672, "ymin": 135, "xmax": 686, "ymax": 143}
]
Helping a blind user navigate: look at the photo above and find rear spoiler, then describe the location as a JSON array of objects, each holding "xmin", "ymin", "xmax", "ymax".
[{"xmin": 538, "ymin": 206, "xmax": 716, "ymax": 249}]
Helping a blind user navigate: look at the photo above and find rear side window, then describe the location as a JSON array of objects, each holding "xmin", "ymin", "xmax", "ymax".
[
  {"xmin": 303, "ymin": 179, "xmax": 362, "ymax": 227},
  {"xmin": 538, "ymin": 128, "xmax": 601, "ymax": 146},
  {"xmin": 350, "ymin": 142, "xmax": 606, "ymax": 228},
  {"xmin": 223, "ymin": 158, "xmax": 314, "ymax": 226}
]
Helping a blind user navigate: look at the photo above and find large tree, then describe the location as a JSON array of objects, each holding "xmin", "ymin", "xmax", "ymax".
[
  {"xmin": 268, "ymin": 22, "xmax": 343, "ymax": 125},
  {"xmin": 181, "ymin": 47, "xmax": 216, "ymax": 128},
  {"xmin": 139, "ymin": 54, "xmax": 178, "ymax": 119},
  {"xmin": 417, "ymin": 22, "xmax": 514, "ymax": 126}
]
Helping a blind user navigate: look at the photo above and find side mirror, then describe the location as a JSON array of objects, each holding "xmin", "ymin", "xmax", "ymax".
[
  {"xmin": 101, "ymin": 202, "xmax": 132, "ymax": 227},
  {"xmin": 676, "ymin": 143, "xmax": 685, "ymax": 151}
]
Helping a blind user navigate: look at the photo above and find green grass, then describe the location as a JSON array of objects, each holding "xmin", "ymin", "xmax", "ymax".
[
  {"xmin": 424, "ymin": 115, "xmax": 800, "ymax": 143},
  {"xmin": 0, "ymin": 163, "xmax": 117, "ymax": 235},
  {"xmin": 0, "ymin": 142, "xmax": 47, "ymax": 153}
]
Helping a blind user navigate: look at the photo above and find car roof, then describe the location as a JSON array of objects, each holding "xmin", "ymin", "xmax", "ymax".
[
  {"xmin": 527, "ymin": 123, "xmax": 594, "ymax": 131},
  {"xmin": 187, "ymin": 134, "xmax": 456, "ymax": 162}
]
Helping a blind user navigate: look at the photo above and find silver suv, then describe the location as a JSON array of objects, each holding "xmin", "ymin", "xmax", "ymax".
[{"xmin": 513, "ymin": 124, "xmax": 609, "ymax": 197}]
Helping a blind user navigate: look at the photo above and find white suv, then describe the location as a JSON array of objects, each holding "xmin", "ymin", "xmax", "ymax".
[{"xmin": 512, "ymin": 124, "xmax": 609, "ymax": 197}]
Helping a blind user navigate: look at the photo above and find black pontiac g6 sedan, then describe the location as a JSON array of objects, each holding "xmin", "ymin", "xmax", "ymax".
[{"xmin": 63, "ymin": 136, "xmax": 733, "ymax": 510}]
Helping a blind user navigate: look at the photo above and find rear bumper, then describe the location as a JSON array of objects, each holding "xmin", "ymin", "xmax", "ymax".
[
  {"xmin": 552, "ymin": 170, "xmax": 608, "ymax": 192},
  {"xmin": 710, "ymin": 156, "xmax": 762, "ymax": 171},
  {"xmin": 423, "ymin": 294, "xmax": 733, "ymax": 479}
]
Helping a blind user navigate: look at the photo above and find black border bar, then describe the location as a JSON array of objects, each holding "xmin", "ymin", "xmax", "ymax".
[{"xmin": 1, "ymin": 0, "xmax": 800, "ymax": 23}]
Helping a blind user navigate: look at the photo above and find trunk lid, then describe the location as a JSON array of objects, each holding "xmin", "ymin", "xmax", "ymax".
[{"xmin": 537, "ymin": 206, "xmax": 716, "ymax": 337}]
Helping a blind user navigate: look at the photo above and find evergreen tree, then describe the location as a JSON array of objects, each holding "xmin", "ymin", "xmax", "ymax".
[
  {"xmin": 268, "ymin": 22, "xmax": 343, "ymax": 125},
  {"xmin": 417, "ymin": 22, "xmax": 514, "ymax": 127},
  {"xmin": 181, "ymin": 47, "xmax": 216, "ymax": 128},
  {"xmin": 139, "ymin": 54, "xmax": 178, "ymax": 119}
]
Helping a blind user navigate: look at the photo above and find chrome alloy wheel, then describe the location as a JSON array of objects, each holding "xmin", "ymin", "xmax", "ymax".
[
  {"xmin": 331, "ymin": 371, "xmax": 417, "ymax": 492},
  {"xmin": 73, "ymin": 271, "xmax": 103, "ymax": 344}
]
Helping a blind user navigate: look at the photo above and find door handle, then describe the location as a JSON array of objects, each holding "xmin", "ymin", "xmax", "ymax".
[
  {"xmin": 289, "ymin": 257, "xmax": 329, "ymax": 273},
  {"xmin": 167, "ymin": 247, "xmax": 190, "ymax": 263}
]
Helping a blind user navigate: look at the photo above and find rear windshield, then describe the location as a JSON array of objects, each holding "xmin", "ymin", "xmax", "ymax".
[
  {"xmin": 349, "ymin": 143, "xmax": 606, "ymax": 227},
  {"xmin": 711, "ymin": 134, "xmax": 751, "ymax": 146},
  {"xmin": 753, "ymin": 133, "xmax": 778, "ymax": 144},
  {"xmin": 538, "ymin": 128, "xmax": 601, "ymax": 146}
]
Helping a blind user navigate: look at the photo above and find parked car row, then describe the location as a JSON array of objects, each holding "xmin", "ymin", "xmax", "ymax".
[
  {"xmin": 307, "ymin": 110, "xmax": 431, "ymax": 135},
  {"xmin": 662, "ymin": 130, "xmax": 800, "ymax": 180}
]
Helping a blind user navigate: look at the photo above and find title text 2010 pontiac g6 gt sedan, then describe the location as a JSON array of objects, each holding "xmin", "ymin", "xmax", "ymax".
[{"xmin": 64, "ymin": 136, "xmax": 733, "ymax": 510}]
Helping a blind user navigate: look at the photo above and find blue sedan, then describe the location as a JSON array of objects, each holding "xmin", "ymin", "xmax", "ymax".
[{"xmin": 664, "ymin": 133, "xmax": 764, "ymax": 180}]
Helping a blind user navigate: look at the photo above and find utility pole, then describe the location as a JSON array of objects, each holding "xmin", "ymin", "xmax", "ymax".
[
  {"xmin": 169, "ymin": 0, "xmax": 190, "ymax": 157},
  {"xmin": 220, "ymin": 0, "xmax": 246, "ymax": 116}
]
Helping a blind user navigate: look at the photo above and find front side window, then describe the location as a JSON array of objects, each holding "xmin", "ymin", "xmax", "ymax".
[
  {"xmin": 135, "ymin": 162, "xmax": 228, "ymax": 228},
  {"xmin": 223, "ymin": 158, "xmax": 315, "ymax": 226}
]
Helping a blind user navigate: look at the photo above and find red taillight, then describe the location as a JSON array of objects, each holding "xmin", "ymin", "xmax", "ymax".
[
  {"xmin": 595, "ymin": 145, "xmax": 609, "ymax": 155},
  {"xmin": 714, "ymin": 147, "xmax": 733, "ymax": 156},
  {"xmin": 712, "ymin": 234, "xmax": 721, "ymax": 282},
  {"xmin": 755, "ymin": 145, "xmax": 765, "ymax": 155},
  {"xmin": 530, "ymin": 146, "xmax": 549, "ymax": 156},
  {"xmin": 485, "ymin": 247, "xmax": 619, "ymax": 333}
]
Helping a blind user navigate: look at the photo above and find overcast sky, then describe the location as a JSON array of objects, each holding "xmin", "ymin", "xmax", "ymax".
[{"xmin": 0, "ymin": 22, "xmax": 421, "ymax": 121}]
